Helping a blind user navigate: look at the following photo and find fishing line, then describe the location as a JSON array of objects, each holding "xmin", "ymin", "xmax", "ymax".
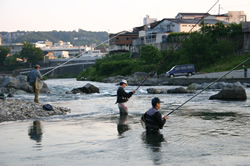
[
  {"xmin": 166, "ymin": 58, "xmax": 250, "ymax": 116},
  {"xmin": 135, "ymin": 0, "xmax": 219, "ymax": 91},
  {"xmin": 41, "ymin": 31, "xmax": 127, "ymax": 77}
]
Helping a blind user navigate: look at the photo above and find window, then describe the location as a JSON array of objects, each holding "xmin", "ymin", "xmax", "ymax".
[{"xmin": 175, "ymin": 67, "xmax": 180, "ymax": 70}]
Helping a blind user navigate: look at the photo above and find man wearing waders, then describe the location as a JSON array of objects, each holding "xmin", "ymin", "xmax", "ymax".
[
  {"xmin": 143, "ymin": 97, "xmax": 168, "ymax": 134},
  {"xmin": 27, "ymin": 64, "xmax": 42, "ymax": 103},
  {"xmin": 116, "ymin": 79, "xmax": 136, "ymax": 115}
]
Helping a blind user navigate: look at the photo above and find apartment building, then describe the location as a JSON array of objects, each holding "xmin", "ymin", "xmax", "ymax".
[
  {"xmin": 176, "ymin": 11, "xmax": 247, "ymax": 23},
  {"xmin": 109, "ymin": 31, "xmax": 138, "ymax": 53}
]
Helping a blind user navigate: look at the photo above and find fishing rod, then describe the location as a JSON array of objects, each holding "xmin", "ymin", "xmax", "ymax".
[
  {"xmin": 135, "ymin": 0, "xmax": 219, "ymax": 91},
  {"xmin": 42, "ymin": 31, "xmax": 127, "ymax": 77},
  {"xmin": 166, "ymin": 58, "xmax": 250, "ymax": 116}
]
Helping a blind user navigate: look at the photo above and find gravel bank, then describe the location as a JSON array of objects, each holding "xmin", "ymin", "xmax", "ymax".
[{"xmin": 0, "ymin": 99, "xmax": 71, "ymax": 123}]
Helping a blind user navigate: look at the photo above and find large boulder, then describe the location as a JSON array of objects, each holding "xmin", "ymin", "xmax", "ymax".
[
  {"xmin": 0, "ymin": 76, "xmax": 50, "ymax": 94},
  {"xmin": 209, "ymin": 86, "xmax": 247, "ymax": 101},
  {"xmin": 1, "ymin": 76, "xmax": 19, "ymax": 89},
  {"xmin": 188, "ymin": 82, "xmax": 244, "ymax": 90},
  {"xmin": 147, "ymin": 88, "xmax": 167, "ymax": 94},
  {"xmin": 167, "ymin": 87, "xmax": 188, "ymax": 94},
  {"xmin": 71, "ymin": 83, "xmax": 99, "ymax": 94}
]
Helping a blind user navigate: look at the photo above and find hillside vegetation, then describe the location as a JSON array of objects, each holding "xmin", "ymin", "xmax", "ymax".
[
  {"xmin": 0, "ymin": 29, "xmax": 108, "ymax": 46},
  {"xmin": 78, "ymin": 22, "xmax": 250, "ymax": 81}
]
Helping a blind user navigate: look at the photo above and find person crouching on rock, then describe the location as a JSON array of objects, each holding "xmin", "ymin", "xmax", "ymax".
[
  {"xmin": 27, "ymin": 64, "xmax": 42, "ymax": 103},
  {"xmin": 116, "ymin": 79, "xmax": 136, "ymax": 115}
]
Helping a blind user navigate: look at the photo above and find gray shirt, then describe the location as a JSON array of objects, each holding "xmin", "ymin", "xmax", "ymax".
[{"xmin": 27, "ymin": 69, "xmax": 42, "ymax": 85}]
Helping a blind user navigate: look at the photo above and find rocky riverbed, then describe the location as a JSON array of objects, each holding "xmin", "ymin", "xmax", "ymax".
[{"xmin": 0, "ymin": 99, "xmax": 71, "ymax": 123}]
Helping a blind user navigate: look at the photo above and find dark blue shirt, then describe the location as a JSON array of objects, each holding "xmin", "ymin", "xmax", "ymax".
[{"xmin": 27, "ymin": 69, "xmax": 42, "ymax": 85}]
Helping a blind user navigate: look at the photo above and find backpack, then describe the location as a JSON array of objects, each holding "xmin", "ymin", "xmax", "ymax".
[{"xmin": 43, "ymin": 104, "xmax": 53, "ymax": 111}]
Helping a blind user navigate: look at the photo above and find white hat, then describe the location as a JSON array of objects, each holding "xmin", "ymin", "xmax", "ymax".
[{"xmin": 120, "ymin": 79, "xmax": 128, "ymax": 85}]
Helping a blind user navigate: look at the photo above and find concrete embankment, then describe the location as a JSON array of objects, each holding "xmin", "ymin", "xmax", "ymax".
[
  {"xmin": 164, "ymin": 78, "xmax": 250, "ymax": 86},
  {"xmin": 102, "ymin": 71, "xmax": 250, "ymax": 86}
]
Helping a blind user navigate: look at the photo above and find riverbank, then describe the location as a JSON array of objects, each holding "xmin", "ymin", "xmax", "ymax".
[
  {"xmin": 101, "ymin": 71, "xmax": 250, "ymax": 86},
  {"xmin": 0, "ymin": 99, "xmax": 71, "ymax": 123}
]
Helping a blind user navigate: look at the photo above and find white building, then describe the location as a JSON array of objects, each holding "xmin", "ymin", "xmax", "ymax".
[
  {"xmin": 215, "ymin": 11, "xmax": 246, "ymax": 23},
  {"xmin": 54, "ymin": 41, "xmax": 73, "ymax": 48},
  {"xmin": 134, "ymin": 18, "xmax": 229, "ymax": 46},
  {"xmin": 143, "ymin": 15, "xmax": 157, "ymax": 26},
  {"xmin": 53, "ymin": 51, "xmax": 69, "ymax": 58}
]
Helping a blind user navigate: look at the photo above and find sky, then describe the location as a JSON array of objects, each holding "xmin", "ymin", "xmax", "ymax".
[{"xmin": 0, "ymin": 0, "xmax": 249, "ymax": 33}]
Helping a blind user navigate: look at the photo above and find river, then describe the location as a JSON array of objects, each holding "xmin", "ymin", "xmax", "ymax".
[{"xmin": 0, "ymin": 78, "xmax": 250, "ymax": 166}]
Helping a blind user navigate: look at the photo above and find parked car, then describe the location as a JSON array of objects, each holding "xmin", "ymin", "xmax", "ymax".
[{"xmin": 166, "ymin": 64, "xmax": 195, "ymax": 78}]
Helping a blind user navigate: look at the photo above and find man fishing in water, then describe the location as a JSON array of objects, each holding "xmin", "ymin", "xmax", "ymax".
[
  {"xmin": 143, "ymin": 97, "xmax": 168, "ymax": 134},
  {"xmin": 116, "ymin": 79, "xmax": 136, "ymax": 115}
]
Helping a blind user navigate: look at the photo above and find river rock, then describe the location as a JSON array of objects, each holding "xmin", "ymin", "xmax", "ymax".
[
  {"xmin": 7, "ymin": 93, "xmax": 14, "ymax": 97},
  {"xmin": 0, "ymin": 75, "xmax": 50, "ymax": 94},
  {"xmin": 209, "ymin": 86, "xmax": 247, "ymax": 100},
  {"xmin": 188, "ymin": 81, "xmax": 244, "ymax": 90},
  {"xmin": 147, "ymin": 88, "xmax": 168, "ymax": 94},
  {"xmin": 14, "ymin": 90, "xmax": 29, "ymax": 95},
  {"xmin": 71, "ymin": 83, "xmax": 99, "ymax": 94},
  {"xmin": 167, "ymin": 87, "xmax": 188, "ymax": 93}
]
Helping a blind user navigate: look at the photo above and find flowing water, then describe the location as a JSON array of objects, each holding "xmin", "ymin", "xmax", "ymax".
[{"xmin": 0, "ymin": 78, "xmax": 250, "ymax": 166}]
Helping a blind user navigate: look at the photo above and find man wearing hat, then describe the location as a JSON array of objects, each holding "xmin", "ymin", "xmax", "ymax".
[
  {"xmin": 116, "ymin": 79, "xmax": 136, "ymax": 115},
  {"xmin": 27, "ymin": 64, "xmax": 42, "ymax": 103},
  {"xmin": 144, "ymin": 97, "xmax": 168, "ymax": 133}
]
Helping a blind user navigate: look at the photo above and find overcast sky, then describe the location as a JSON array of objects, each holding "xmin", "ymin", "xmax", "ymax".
[{"xmin": 0, "ymin": 0, "xmax": 249, "ymax": 33}]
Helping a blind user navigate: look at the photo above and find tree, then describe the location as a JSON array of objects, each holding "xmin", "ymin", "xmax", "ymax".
[
  {"xmin": 140, "ymin": 45, "xmax": 161, "ymax": 64},
  {"xmin": 5, "ymin": 54, "xmax": 19, "ymax": 65},
  {"xmin": 19, "ymin": 42, "xmax": 43, "ymax": 66},
  {"xmin": 0, "ymin": 46, "xmax": 10, "ymax": 65}
]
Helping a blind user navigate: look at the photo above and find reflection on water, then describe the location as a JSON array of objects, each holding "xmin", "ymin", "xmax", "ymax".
[
  {"xmin": 141, "ymin": 131, "xmax": 166, "ymax": 165},
  {"xmin": 28, "ymin": 121, "xmax": 43, "ymax": 143},
  {"xmin": 117, "ymin": 114, "xmax": 130, "ymax": 136},
  {"xmin": 188, "ymin": 111, "xmax": 239, "ymax": 120}
]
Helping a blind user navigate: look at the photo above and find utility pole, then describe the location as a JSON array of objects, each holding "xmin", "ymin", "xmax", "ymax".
[{"xmin": 218, "ymin": 4, "xmax": 223, "ymax": 15}]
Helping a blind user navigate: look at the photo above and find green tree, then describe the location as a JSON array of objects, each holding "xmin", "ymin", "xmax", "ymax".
[
  {"xmin": 19, "ymin": 42, "xmax": 43, "ymax": 66},
  {"xmin": 140, "ymin": 45, "xmax": 161, "ymax": 64},
  {"xmin": 0, "ymin": 46, "xmax": 10, "ymax": 65},
  {"xmin": 5, "ymin": 53, "xmax": 19, "ymax": 65}
]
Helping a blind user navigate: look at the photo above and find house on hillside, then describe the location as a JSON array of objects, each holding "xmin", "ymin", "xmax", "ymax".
[
  {"xmin": 215, "ymin": 11, "xmax": 246, "ymax": 23},
  {"xmin": 176, "ymin": 11, "xmax": 247, "ymax": 23},
  {"xmin": 108, "ymin": 31, "xmax": 138, "ymax": 53},
  {"xmin": 132, "ymin": 18, "xmax": 229, "ymax": 52},
  {"xmin": 175, "ymin": 13, "xmax": 209, "ymax": 19},
  {"xmin": 1, "ymin": 43, "xmax": 24, "ymax": 56}
]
